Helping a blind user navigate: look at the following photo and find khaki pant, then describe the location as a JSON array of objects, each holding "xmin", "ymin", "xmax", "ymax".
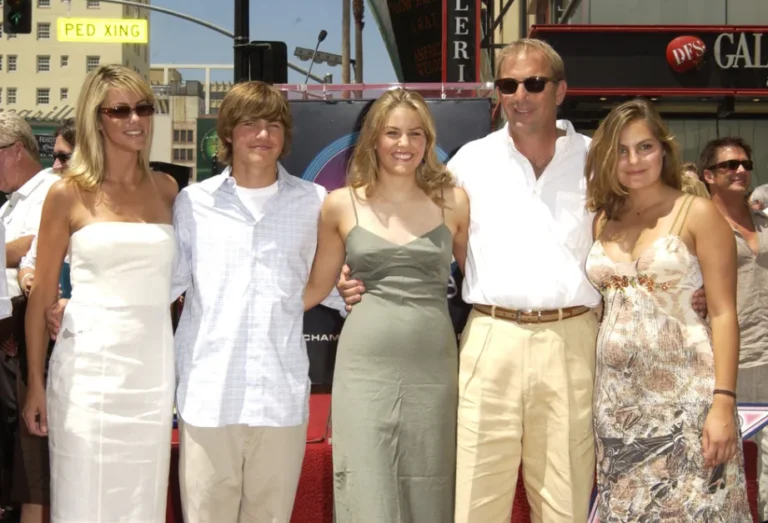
[
  {"xmin": 455, "ymin": 308, "xmax": 598, "ymax": 523},
  {"xmin": 179, "ymin": 419, "xmax": 307, "ymax": 523}
]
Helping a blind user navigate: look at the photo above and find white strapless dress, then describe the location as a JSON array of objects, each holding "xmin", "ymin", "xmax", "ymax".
[{"xmin": 46, "ymin": 222, "xmax": 176, "ymax": 523}]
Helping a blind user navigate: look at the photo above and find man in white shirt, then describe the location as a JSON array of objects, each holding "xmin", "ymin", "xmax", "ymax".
[
  {"xmin": 170, "ymin": 81, "xmax": 326, "ymax": 523},
  {"xmin": 0, "ymin": 112, "xmax": 58, "ymax": 521},
  {"xmin": 446, "ymin": 39, "xmax": 598, "ymax": 523}
]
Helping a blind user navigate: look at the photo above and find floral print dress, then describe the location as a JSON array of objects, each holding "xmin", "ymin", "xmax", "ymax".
[{"xmin": 585, "ymin": 195, "xmax": 751, "ymax": 522}]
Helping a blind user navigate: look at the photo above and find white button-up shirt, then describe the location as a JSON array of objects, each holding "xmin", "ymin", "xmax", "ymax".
[
  {"xmin": 448, "ymin": 120, "xmax": 601, "ymax": 310},
  {"xmin": 171, "ymin": 164, "xmax": 326, "ymax": 428},
  {"xmin": 0, "ymin": 168, "xmax": 59, "ymax": 298},
  {"xmin": 0, "ymin": 221, "xmax": 12, "ymax": 320}
]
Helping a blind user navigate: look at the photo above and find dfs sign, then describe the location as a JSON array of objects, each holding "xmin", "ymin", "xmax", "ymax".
[{"xmin": 667, "ymin": 31, "xmax": 768, "ymax": 85}]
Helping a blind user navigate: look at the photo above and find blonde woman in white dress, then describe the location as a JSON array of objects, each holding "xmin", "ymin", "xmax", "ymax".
[{"xmin": 23, "ymin": 65, "xmax": 178, "ymax": 523}]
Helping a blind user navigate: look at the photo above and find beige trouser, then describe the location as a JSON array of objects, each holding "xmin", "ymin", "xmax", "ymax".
[
  {"xmin": 455, "ymin": 308, "xmax": 598, "ymax": 523},
  {"xmin": 179, "ymin": 419, "xmax": 307, "ymax": 523}
]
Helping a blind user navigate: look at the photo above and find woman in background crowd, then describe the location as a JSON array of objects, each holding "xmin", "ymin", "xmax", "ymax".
[
  {"xmin": 23, "ymin": 64, "xmax": 178, "ymax": 522},
  {"xmin": 303, "ymin": 88, "xmax": 469, "ymax": 523},
  {"xmin": 585, "ymin": 98, "xmax": 751, "ymax": 521}
]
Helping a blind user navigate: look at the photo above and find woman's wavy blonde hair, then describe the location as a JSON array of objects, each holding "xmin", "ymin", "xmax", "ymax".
[
  {"xmin": 586, "ymin": 98, "xmax": 681, "ymax": 219},
  {"xmin": 347, "ymin": 88, "xmax": 453, "ymax": 205},
  {"xmin": 65, "ymin": 64, "xmax": 156, "ymax": 190}
]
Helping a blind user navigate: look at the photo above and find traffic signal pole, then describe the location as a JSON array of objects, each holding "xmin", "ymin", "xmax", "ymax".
[{"xmin": 233, "ymin": 0, "xmax": 250, "ymax": 84}]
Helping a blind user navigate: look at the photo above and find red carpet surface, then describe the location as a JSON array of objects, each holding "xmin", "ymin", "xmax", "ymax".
[{"xmin": 165, "ymin": 394, "xmax": 761, "ymax": 523}]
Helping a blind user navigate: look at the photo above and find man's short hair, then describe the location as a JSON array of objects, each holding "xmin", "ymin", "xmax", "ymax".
[
  {"xmin": 0, "ymin": 112, "xmax": 40, "ymax": 161},
  {"xmin": 698, "ymin": 136, "xmax": 753, "ymax": 180},
  {"xmin": 216, "ymin": 82, "xmax": 292, "ymax": 167},
  {"xmin": 495, "ymin": 38, "xmax": 566, "ymax": 81}
]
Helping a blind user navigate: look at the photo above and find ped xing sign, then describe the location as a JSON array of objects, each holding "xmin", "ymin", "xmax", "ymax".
[{"xmin": 57, "ymin": 18, "xmax": 148, "ymax": 43}]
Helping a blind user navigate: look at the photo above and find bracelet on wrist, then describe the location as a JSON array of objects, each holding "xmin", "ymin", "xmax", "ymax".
[{"xmin": 713, "ymin": 388, "xmax": 737, "ymax": 400}]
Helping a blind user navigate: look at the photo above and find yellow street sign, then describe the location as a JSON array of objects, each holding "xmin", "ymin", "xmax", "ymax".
[{"xmin": 56, "ymin": 18, "xmax": 148, "ymax": 43}]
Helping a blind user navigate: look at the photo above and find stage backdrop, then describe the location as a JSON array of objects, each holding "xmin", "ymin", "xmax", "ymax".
[{"xmin": 196, "ymin": 98, "xmax": 492, "ymax": 384}]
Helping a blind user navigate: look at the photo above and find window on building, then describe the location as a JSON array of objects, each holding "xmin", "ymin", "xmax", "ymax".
[
  {"xmin": 186, "ymin": 149, "xmax": 194, "ymax": 161},
  {"xmin": 173, "ymin": 130, "xmax": 180, "ymax": 143},
  {"xmin": 37, "ymin": 55, "xmax": 50, "ymax": 73},
  {"xmin": 87, "ymin": 0, "xmax": 100, "ymax": 7},
  {"xmin": 173, "ymin": 149, "xmax": 181, "ymax": 161},
  {"xmin": 60, "ymin": 88, "xmax": 68, "ymax": 101},
  {"xmin": 37, "ymin": 0, "xmax": 51, "ymax": 6},
  {"xmin": 0, "ymin": 56, "xmax": 3, "ymax": 72},
  {"xmin": 7, "ymin": 88, "xmax": 16, "ymax": 105},
  {"xmin": 8, "ymin": 55, "xmax": 17, "ymax": 72},
  {"xmin": 37, "ymin": 88, "xmax": 50, "ymax": 105},
  {"xmin": 186, "ymin": 130, "xmax": 193, "ymax": 143},
  {"xmin": 0, "ymin": 24, "xmax": 3, "ymax": 37},
  {"xmin": 61, "ymin": 55, "xmax": 68, "ymax": 67},
  {"xmin": 37, "ymin": 22, "xmax": 50, "ymax": 39},
  {"xmin": 86, "ymin": 56, "xmax": 100, "ymax": 72}
]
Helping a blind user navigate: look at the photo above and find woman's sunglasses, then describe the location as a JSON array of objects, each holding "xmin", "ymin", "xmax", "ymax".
[
  {"xmin": 494, "ymin": 76, "xmax": 556, "ymax": 95},
  {"xmin": 707, "ymin": 159, "xmax": 753, "ymax": 172},
  {"xmin": 98, "ymin": 103, "xmax": 156, "ymax": 119},
  {"xmin": 52, "ymin": 152, "xmax": 72, "ymax": 163}
]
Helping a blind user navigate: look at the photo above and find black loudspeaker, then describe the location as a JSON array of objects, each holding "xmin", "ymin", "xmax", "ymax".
[
  {"xmin": 150, "ymin": 162, "xmax": 192, "ymax": 190},
  {"xmin": 247, "ymin": 41, "xmax": 288, "ymax": 84}
]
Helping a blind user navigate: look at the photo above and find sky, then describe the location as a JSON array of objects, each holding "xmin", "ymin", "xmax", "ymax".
[{"xmin": 148, "ymin": 0, "xmax": 398, "ymax": 85}]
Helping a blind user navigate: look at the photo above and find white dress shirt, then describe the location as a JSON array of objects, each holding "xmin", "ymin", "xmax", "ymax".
[
  {"xmin": 171, "ymin": 164, "xmax": 326, "ymax": 428},
  {"xmin": 0, "ymin": 168, "xmax": 59, "ymax": 298},
  {"xmin": 0, "ymin": 221, "xmax": 12, "ymax": 320},
  {"xmin": 448, "ymin": 120, "xmax": 601, "ymax": 310}
]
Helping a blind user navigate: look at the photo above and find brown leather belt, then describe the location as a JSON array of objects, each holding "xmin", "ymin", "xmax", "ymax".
[{"xmin": 473, "ymin": 304, "xmax": 591, "ymax": 324}]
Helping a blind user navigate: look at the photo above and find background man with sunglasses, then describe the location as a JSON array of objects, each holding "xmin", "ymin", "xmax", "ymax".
[
  {"xmin": 700, "ymin": 136, "xmax": 768, "ymax": 521},
  {"xmin": 0, "ymin": 113, "xmax": 59, "ymax": 523}
]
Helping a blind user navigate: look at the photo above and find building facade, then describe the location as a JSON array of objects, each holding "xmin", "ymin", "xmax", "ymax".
[
  {"xmin": 0, "ymin": 0, "xmax": 149, "ymax": 116},
  {"xmin": 149, "ymin": 78, "xmax": 206, "ymax": 184}
]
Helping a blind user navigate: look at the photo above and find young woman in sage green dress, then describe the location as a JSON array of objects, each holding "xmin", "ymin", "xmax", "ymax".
[{"xmin": 303, "ymin": 88, "xmax": 469, "ymax": 523}]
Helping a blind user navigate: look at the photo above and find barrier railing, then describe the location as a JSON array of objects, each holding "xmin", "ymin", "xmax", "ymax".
[{"xmin": 276, "ymin": 82, "xmax": 496, "ymax": 101}]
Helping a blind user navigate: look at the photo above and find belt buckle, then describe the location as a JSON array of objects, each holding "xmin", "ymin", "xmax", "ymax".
[{"xmin": 516, "ymin": 309, "xmax": 537, "ymax": 323}]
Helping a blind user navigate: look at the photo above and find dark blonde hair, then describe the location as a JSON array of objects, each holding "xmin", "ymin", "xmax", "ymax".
[
  {"xmin": 586, "ymin": 98, "xmax": 681, "ymax": 219},
  {"xmin": 681, "ymin": 161, "xmax": 698, "ymax": 174},
  {"xmin": 347, "ymin": 88, "xmax": 453, "ymax": 205},
  {"xmin": 216, "ymin": 81, "xmax": 292, "ymax": 166},
  {"xmin": 66, "ymin": 65, "xmax": 156, "ymax": 190},
  {"xmin": 495, "ymin": 38, "xmax": 566, "ymax": 80}
]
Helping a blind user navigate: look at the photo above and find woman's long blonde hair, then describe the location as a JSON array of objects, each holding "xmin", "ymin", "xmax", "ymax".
[
  {"xmin": 65, "ymin": 65, "xmax": 156, "ymax": 190},
  {"xmin": 347, "ymin": 89, "xmax": 453, "ymax": 205},
  {"xmin": 586, "ymin": 98, "xmax": 681, "ymax": 219}
]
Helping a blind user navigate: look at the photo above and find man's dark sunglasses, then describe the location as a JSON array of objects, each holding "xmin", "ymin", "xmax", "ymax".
[
  {"xmin": 53, "ymin": 152, "xmax": 72, "ymax": 163},
  {"xmin": 494, "ymin": 76, "xmax": 557, "ymax": 95},
  {"xmin": 707, "ymin": 159, "xmax": 753, "ymax": 171},
  {"xmin": 98, "ymin": 103, "xmax": 156, "ymax": 119}
]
